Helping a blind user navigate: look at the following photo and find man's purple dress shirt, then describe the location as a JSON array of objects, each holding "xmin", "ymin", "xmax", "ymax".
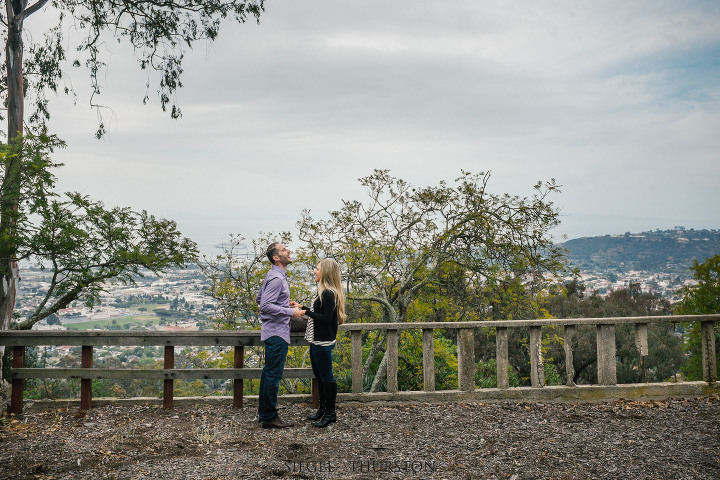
[{"xmin": 257, "ymin": 265, "xmax": 293, "ymax": 344}]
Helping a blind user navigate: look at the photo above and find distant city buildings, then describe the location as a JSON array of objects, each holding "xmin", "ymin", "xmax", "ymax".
[
  {"xmin": 17, "ymin": 266, "xmax": 215, "ymax": 331},
  {"xmin": 571, "ymin": 270, "xmax": 696, "ymax": 301}
]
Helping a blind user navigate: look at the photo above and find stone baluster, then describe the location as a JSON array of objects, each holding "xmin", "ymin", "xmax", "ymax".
[
  {"xmin": 564, "ymin": 325, "xmax": 576, "ymax": 386},
  {"xmin": 386, "ymin": 329, "xmax": 399, "ymax": 393},
  {"xmin": 701, "ymin": 321, "xmax": 717, "ymax": 383},
  {"xmin": 634, "ymin": 323, "xmax": 649, "ymax": 382},
  {"xmin": 457, "ymin": 328, "xmax": 475, "ymax": 391},
  {"xmin": 423, "ymin": 328, "xmax": 435, "ymax": 392},
  {"xmin": 596, "ymin": 324, "xmax": 617, "ymax": 385},
  {"xmin": 529, "ymin": 326, "xmax": 544, "ymax": 388},
  {"xmin": 496, "ymin": 327, "xmax": 509, "ymax": 389},
  {"xmin": 351, "ymin": 330, "xmax": 363, "ymax": 393}
]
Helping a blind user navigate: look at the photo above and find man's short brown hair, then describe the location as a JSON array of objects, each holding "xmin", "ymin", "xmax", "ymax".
[{"xmin": 266, "ymin": 242, "xmax": 280, "ymax": 264}]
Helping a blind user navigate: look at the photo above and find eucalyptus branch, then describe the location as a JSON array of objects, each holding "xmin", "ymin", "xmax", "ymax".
[
  {"xmin": 18, "ymin": 0, "xmax": 50, "ymax": 21},
  {"xmin": 28, "ymin": 267, "xmax": 60, "ymax": 323},
  {"xmin": 14, "ymin": 282, "xmax": 84, "ymax": 329}
]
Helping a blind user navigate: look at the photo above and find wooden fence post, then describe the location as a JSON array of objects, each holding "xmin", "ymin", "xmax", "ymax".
[
  {"xmin": 10, "ymin": 346, "xmax": 25, "ymax": 415},
  {"xmin": 311, "ymin": 378, "xmax": 319, "ymax": 408},
  {"xmin": 423, "ymin": 328, "xmax": 435, "ymax": 392},
  {"xmin": 163, "ymin": 346, "xmax": 174, "ymax": 409},
  {"xmin": 233, "ymin": 346, "xmax": 244, "ymax": 408},
  {"xmin": 80, "ymin": 346, "xmax": 93, "ymax": 411}
]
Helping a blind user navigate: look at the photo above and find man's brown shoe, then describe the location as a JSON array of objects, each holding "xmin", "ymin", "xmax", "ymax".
[{"xmin": 261, "ymin": 417, "xmax": 294, "ymax": 429}]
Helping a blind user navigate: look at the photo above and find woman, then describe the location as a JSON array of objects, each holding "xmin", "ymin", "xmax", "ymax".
[{"xmin": 293, "ymin": 258, "xmax": 346, "ymax": 428}]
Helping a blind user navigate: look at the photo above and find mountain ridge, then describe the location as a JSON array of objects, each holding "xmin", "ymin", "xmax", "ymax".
[{"xmin": 561, "ymin": 227, "xmax": 720, "ymax": 273}]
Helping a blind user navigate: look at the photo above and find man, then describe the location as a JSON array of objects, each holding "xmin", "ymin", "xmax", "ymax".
[{"xmin": 256, "ymin": 242, "xmax": 305, "ymax": 429}]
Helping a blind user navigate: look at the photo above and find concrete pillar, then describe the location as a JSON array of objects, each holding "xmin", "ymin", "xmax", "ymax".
[
  {"xmin": 386, "ymin": 329, "xmax": 399, "ymax": 393},
  {"xmin": 563, "ymin": 325, "xmax": 576, "ymax": 386},
  {"xmin": 596, "ymin": 324, "xmax": 617, "ymax": 385},
  {"xmin": 457, "ymin": 328, "xmax": 475, "ymax": 391},
  {"xmin": 423, "ymin": 328, "xmax": 435, "ymax": 392},
  {"xmin": 634, "ymin": 323, "xmax": 649, "ymax": 356},
  {"xmin": 351, "ymin": 330, "xmax": 363, "ymax": 393},
  {"xmin": 496, "ymin": 327, "xmax": 509, "ymax": 389},
  {"xmin": 701, "ymin": 321, "xmax": 717, "ymax": 383},
  {"xmin": 635, "ymin": 323, "xmax": 649, "ymax": 383},
  {"xmin": 530, "ymin": 326, "xmax": 544, "ymax": 388}
]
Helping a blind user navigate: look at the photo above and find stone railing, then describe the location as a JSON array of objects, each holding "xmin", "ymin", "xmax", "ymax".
[
  {"xmin": 1, "ymin": 314, "xmax": 718, "ymax": 413},
  {"xmin": 340, "ymin": 315, "xmax": 718, "ymax": 396}
]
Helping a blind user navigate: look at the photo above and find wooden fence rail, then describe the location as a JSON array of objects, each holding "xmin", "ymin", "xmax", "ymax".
[
  {"xmin": 1, "ymin": 331, "xmax": 312, "ymax": 414},
  {"xmin": 1, "ymin": 314, "xmax": 718, "ymax": 414}
]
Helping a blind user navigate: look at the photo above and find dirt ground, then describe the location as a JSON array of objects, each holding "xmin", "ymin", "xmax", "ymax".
[{"xmin": 1, "ymin": 395, "xmax": 718, "ymax": 480}]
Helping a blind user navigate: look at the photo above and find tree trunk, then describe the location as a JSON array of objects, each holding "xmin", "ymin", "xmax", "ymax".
[
  {"xmin": 367, "ymin": 300, "xmax": 402, "ymax": 392},
  {"xmin": 573, "ymin": 357, "xmax": 597, "ymax": 384},
  {"xmin": 0, "ymin": 5, "xmax": 26, "ymax": 403},
  {"xmin": 362, "ymin": 330, "xmax": 385, "ymax": 379},
  {"xmin": 370, "ymin": 350, "xmax": 388, "ymax": 393}
]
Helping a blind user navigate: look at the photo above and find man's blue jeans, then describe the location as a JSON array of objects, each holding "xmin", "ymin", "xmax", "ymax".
[{"xmin": 258, "ymin": 336, "xmax": 289, "ymax": 423}]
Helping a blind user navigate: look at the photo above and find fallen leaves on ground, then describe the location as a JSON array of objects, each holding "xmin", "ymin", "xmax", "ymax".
[{"xmin": 1, "ymin": 396, "xmax": 718, "ymax": 479}]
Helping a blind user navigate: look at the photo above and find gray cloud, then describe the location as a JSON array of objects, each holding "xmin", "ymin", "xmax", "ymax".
[{"xmin": 34, "ymin": 0, "xmax": 720, "ymax": 253}]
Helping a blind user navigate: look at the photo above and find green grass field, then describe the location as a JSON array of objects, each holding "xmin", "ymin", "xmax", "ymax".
[
  {"xmin": 61, "ymin": 303, "xmax": 203, "ymax": 330},
  {"xmin": 64, "ymin": 316, "xmax": 163, "ymax": 330},
  {"xmin": 63, "ymin": 308, "xmax": 165, "ymax": 330}
]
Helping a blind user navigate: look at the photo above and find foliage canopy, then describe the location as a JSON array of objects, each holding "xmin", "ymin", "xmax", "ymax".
[{"xmin": 1, "ymin": 133, "xmax": 198, "ymax": 330}]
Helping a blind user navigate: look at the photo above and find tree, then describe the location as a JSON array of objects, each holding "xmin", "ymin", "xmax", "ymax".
[
  {"xmin": 543, "ymin": 283, "xmax": 681, "ymax": 384},
  {"xmin": 200, "ymin": 232, "xmax": 306, "ymax": 330},
  {"xmin": 1, "ymin": 0, "xmax": 263, "ymax": 401},
  {"xmin": 675, "ymin": 255, "xmax": 720, "ymax": 380},
  {"xmin": 676, "ymin": 255, "xmax": 720, "ymax": 315},
  {"xmin": 2, "ymin": 0, "xmax": 264, "ymax": 137},
  {"xmin": 298, "ymin": 169, "xmax": 566, "ymax": 391},
  {"xmin": 0, "ymin": 134, "xmax": 197, "ymax": 331}
]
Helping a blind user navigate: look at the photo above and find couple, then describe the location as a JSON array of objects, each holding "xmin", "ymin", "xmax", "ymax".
[{"xmin": 256, "ymin": 242, "xmax": 346, "ymax": 429}]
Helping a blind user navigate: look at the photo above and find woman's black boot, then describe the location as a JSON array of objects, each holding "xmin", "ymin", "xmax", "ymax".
[
  {"xmin": 307, "ymin": 380, "xmax": 326, "ymax": 420},
  {"xmin": 313, "ymin": 381, "xmax": 337, "ymax": 428}
]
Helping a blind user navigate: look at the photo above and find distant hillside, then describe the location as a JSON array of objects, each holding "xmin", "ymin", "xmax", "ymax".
[{"xmin": 561, "ymin": 228, "xmax": 720, "ymax": 273}]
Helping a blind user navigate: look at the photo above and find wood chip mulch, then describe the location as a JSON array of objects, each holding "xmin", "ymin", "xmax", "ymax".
[{"xmin": 1, "ymin": 395, "xmax": 718, "ymax": 479}]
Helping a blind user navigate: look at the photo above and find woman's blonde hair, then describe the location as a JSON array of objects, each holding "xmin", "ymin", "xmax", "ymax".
[{"xmin": 316, "ymin": 258, "xmax": 346, "ymax": 325}]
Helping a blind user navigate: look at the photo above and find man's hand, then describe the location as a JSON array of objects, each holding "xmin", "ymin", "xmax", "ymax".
[{"xmin": 292, "ymin": 307, "xmax": 305, "ymax": 318}]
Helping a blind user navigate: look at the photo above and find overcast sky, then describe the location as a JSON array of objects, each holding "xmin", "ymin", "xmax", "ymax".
[{"xmin": 33, "ymin": 0, "xmax": 720, "ymax": 255}]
